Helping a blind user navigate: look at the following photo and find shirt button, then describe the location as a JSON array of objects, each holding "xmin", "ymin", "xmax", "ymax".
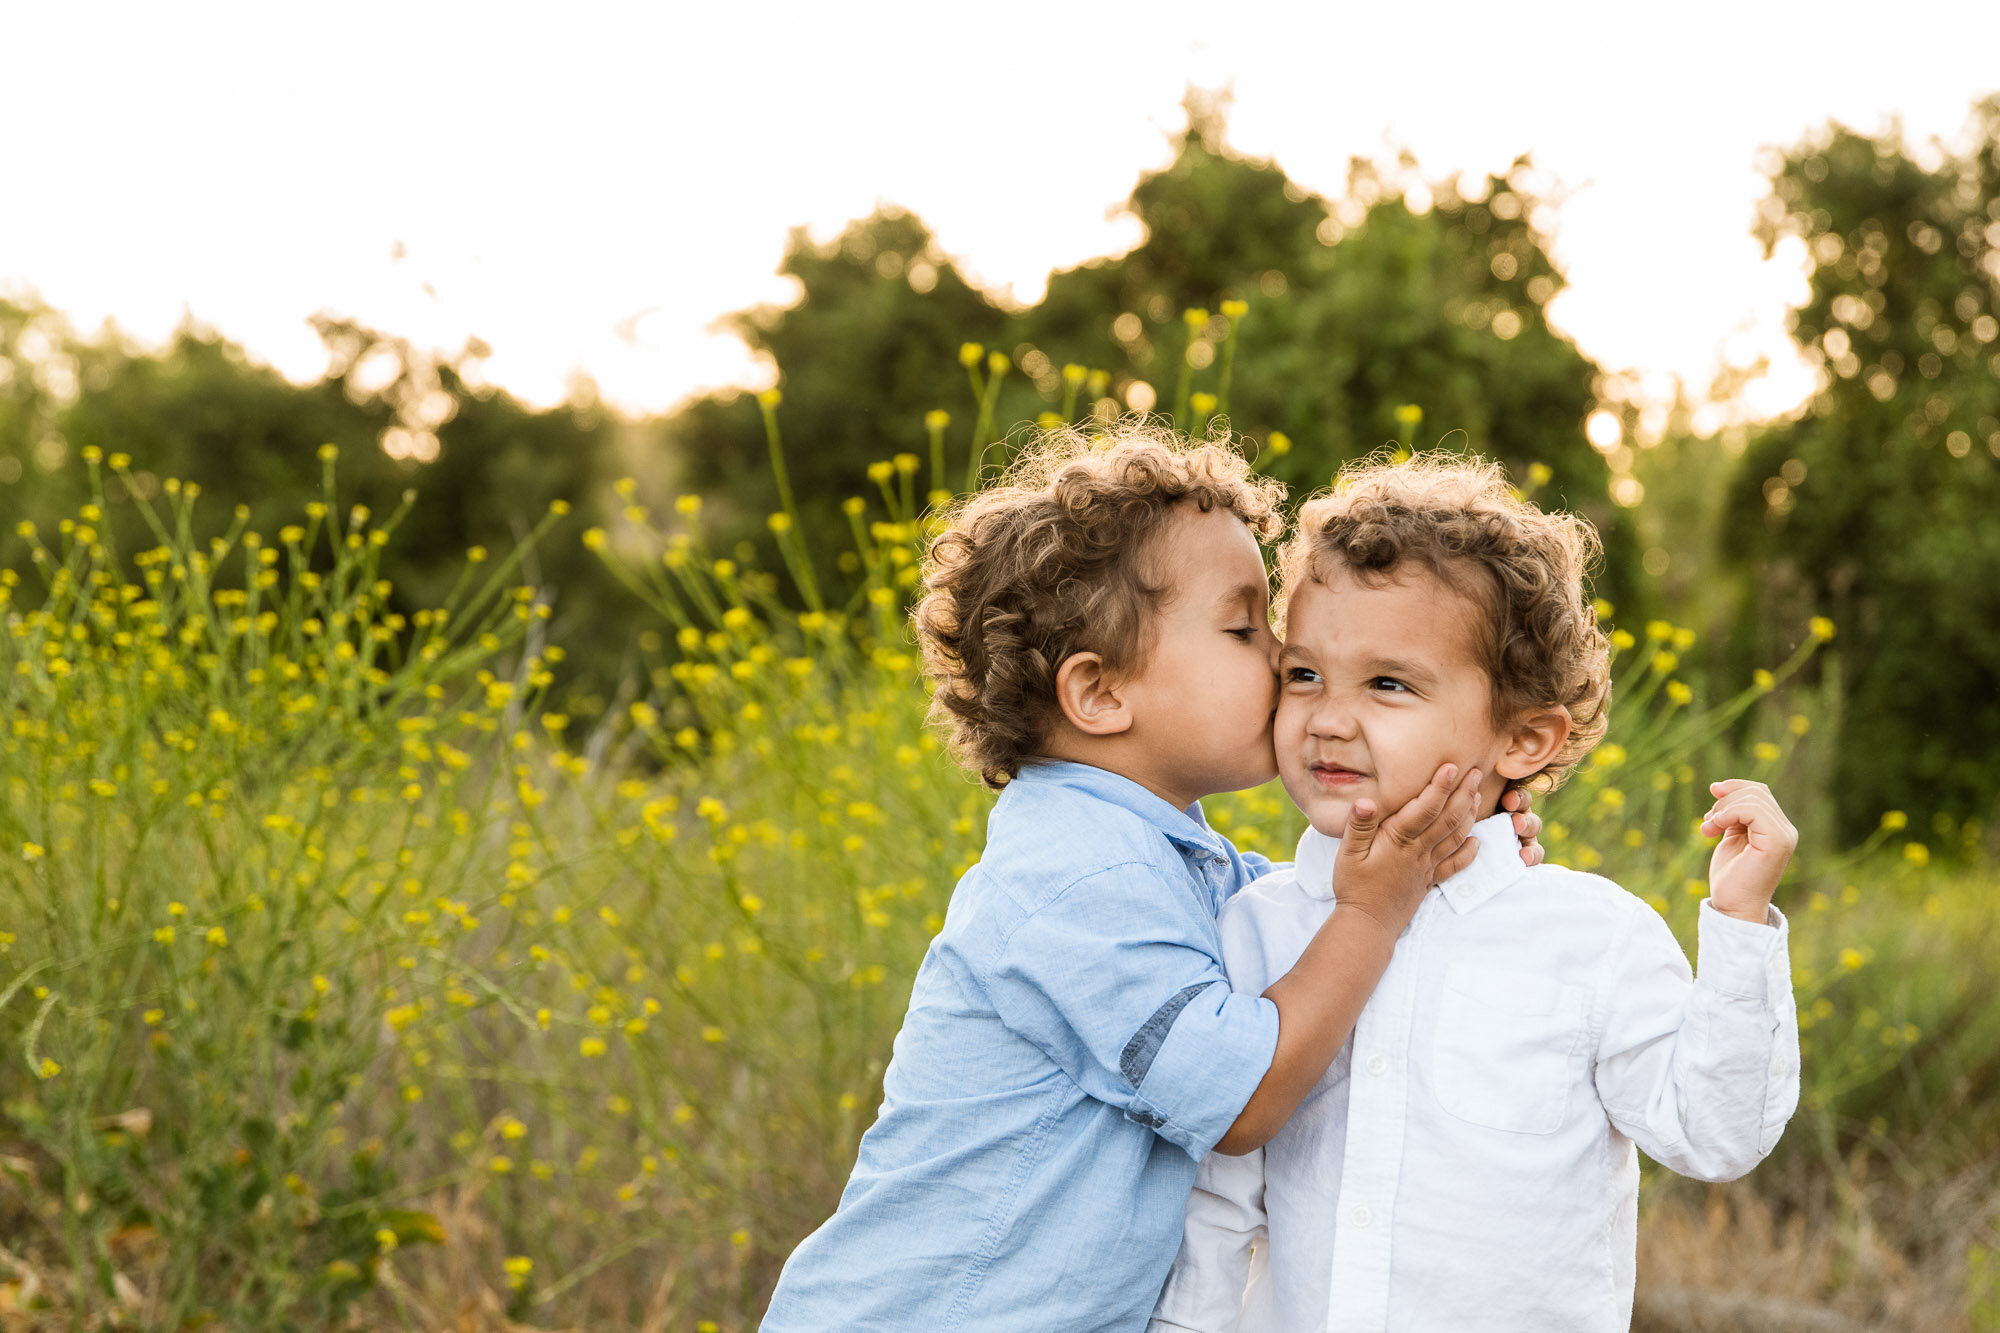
[
  {"xmin": 1365, "ymin": 1053, "xmax": 1388, "ymax": 1077},
  {"xmin": 1350, "ymin": 1204, "xmax": 1373, "ymax": 1228}
]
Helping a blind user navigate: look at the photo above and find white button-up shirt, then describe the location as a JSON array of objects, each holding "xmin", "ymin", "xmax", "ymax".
[{"xmin": 1149, "ymin": 812, "xmax": 1800, "ymax": 1333}]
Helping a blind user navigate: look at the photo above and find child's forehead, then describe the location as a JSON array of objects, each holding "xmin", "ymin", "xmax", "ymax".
[
  {"xmin": 1155, "ymin": 505, "xmax": 1272, "ymax": 594},
  {"xmin": 1283, "ymin": 563, "xmax": 1484, "ymax": 655}
]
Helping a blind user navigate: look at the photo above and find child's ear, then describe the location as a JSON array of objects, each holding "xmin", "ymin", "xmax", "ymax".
[
  {"xmin": 1493, "ymin": 705, "xmax": 1573, "ymax": 782},
  {"xmin": 1053, "ymin": 651, "xmax": 1134, "ymax": 737}
]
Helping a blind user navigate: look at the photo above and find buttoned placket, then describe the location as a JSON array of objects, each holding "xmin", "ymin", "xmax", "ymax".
[
  {"xmin": 1188, "ymin": 847, "xmax": 1232, "ymax": 915},
  {"xmin": 1323, "ymin": 890, "xmax": 1442, "ymax": 1333}
]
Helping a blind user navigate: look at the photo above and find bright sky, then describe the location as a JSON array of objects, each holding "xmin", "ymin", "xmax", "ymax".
[{"xmin": 8, "ymin": 1, "xmax": 1999, "ymax": 430}]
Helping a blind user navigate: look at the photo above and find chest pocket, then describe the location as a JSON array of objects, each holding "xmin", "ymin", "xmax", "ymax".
[{"xmin": 1432, "ymin": 963, "xmax": 1587, "ymax": 1135}]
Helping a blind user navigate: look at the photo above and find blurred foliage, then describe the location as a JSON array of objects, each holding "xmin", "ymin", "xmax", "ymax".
[
  {"xmin": 1728, "ymin": 95, "xmax": 2000, "ymax": 839},
  {"xmin": 669, "ymin": 208, "xmax": 1008, "ymax": 542},
  {"xmin": 1024, "ymin": 96, "xmax": 1619, "ymax": 546},
  {"xmin": 670, "ymin": 91, "xmax": 1638, "ymax": 611},
  {"xmin": 0, "ymin": 302, "xmax": 634, "ymax": 718},
  {"xmin": 9, "ymin": 90, "xmax": 2000, "ymax": 836},
  {"xmin": 0, "ymin": 441, "xmax": 1992, "ymax": 1327}
]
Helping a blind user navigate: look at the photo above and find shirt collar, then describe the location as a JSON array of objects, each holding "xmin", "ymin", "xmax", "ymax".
[
  {"xmin": 1292, "ymin": 809, "xmax": 1528, "ymax": 912},
  {"xmin": 1006, "ymin": 758, "xmax": 1229, "ymax": 859}
]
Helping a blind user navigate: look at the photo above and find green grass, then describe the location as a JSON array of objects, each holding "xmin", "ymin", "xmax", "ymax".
[{"xmin": 1, "ymin": 420, "xmax": 1995, "ymax": 1330}]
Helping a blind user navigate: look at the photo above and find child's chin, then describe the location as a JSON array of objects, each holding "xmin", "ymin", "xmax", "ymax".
[
  {"xmin": 1297, "ymin": 791, "xmax": 1357, "ymax": 840},
  {"xmin": 1309, "ymin": 807, "xmax": 1352, "ymax": 840}
]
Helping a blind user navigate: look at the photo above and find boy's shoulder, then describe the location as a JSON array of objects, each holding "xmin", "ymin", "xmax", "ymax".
[
  {"xmin": 1219, "ymin": 863, "xmax": 1311, "ymax": 926},
  {"xmin": 1215, "ymin": 865, "xmax": 1320, "ymax": 955},
  {"xmin": 973, "ymin": 774, "xmax": 1208, "ymax": 914},
  {"xmin": 1508, "ymin": 860, "xmax": 1675, "ymax": 939}
]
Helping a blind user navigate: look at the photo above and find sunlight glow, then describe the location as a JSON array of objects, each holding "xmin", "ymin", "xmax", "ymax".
[{"xmin": 6, "ymin": 1, "xmax": 1999, "ymax": 427}]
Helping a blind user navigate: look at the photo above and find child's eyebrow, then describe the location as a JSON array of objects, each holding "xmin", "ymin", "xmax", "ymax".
[
  {"xmin": 1362, "ymin": 656, "xmax": 1439, "ymax": 685},
  {"xmin": 1215, "ymin": 582, "xmax": 1269, "ymax": 616}
]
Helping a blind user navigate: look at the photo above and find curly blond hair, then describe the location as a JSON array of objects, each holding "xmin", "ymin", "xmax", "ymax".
[
  {"xmin": 915, "ymin": 421, "xmax": 1285, "ymax": 789},
  {"xmin": 1276, "ymin": 452, "xmax": 1612, "ymax": 793}
]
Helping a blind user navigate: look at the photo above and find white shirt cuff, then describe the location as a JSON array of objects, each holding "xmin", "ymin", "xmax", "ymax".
[{"xmin": 1695, "ymin": 899, "xmax": 1790, "ymax": 1000}]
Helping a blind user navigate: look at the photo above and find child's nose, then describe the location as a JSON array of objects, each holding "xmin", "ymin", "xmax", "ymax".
[{"xmin": 1308, "ymin": 693, "xmax": 1358, "ymax": 739}]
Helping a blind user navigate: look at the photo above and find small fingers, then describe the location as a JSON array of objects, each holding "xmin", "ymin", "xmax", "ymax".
[
  {"xmin": 1382, "ymin": 763, "xmax": 1460, "ymax": 847},
  {"xmin": 1425, "ymin": 769, "xmax": 1484, "ymax": 863},
  {"xmin": 1336, "ymin": 798, "xmax": 1382, "ymax": 859},
  {"xmin": 1431, "ymin": 834, "xmax": 1479, "ymax": 883},
  {"xmin": 1702, "ymin": 785, "xmax": 1779, "ymax": 822},
  {"xmin": 1701, "ymin": 788, "xmax": 1796, "ymax": 842}
]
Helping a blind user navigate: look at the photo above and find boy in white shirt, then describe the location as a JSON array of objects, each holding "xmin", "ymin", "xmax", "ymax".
[{"xmin": 1149, "ymin": 454, "xmax": 1801, "ymax": 1333}]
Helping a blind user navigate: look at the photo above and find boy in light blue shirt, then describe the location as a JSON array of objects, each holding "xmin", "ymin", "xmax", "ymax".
[{"xmin": 761, "ymin": 426, "xmax": 1542, "ymax": 1332}]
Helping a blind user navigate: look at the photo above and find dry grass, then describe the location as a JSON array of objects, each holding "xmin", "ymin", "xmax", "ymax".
[{"xmin": 1635, "ymin": 1162, "xmax": 2000, "ymax": 1333}]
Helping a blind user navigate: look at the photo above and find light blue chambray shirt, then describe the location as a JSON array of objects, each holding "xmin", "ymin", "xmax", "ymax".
[{"xmin": 761, "ymin": 760, "xmax": 1285, "ymax": 1332}]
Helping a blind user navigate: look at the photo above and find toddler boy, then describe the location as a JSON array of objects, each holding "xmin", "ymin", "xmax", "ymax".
[
  {"xmin": 761, "ymin": 427, "xmax": 1541, "ymax": 1331},
  {"xmin": 1150, "ymin": 453, "xmax": 1802, "ymax": 1333}
]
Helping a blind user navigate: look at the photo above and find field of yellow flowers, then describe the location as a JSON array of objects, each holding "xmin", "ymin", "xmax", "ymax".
[{"xmin": 3, "ymin": 378, "xmax": 1998, "ymax": 1329}]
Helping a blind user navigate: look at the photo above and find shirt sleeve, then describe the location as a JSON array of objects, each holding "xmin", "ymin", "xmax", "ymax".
[
  {"xmin": 1148, "ymin": 1146, "xmax": 1266, "ymax": 1332},
  {"xmin": 983, "ymin": 861, "xmax": 1280, "ymax": 1159},
  {"xmin": 1593, "ymin": 899, "xmax": 1801, "ymax": 1181}
]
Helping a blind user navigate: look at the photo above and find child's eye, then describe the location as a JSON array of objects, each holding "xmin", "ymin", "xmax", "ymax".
[
  {"xmin": 1370, "ymin": 676, "xmax": 1412, "ymax": 694},
  {"xmin": 1285, "ymin": 667, "xmax": 1322, "ymax": 685},
  {"xmin": 1226, "ymin": 627, "xmax": 1256, "ymax": 641}
]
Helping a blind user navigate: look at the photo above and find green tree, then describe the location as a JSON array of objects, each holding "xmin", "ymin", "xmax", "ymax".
[
  {"xmin": 1726, "ymin": 98, "xmax": 2000, "ymax": 838},
  {"xmin": 669, "ymin": 207, "xmax": 1010, "ymax": 561},
  {"xmin": 1021, "ymin": 92, "xmax": 1629, "ymax": 604},
  {"xmin": 672, "ymin": 91, "xmax": 1628, "ymax": 605},
  {"xmin": 1, "ymin": 301, "xmax": 634, "ymax": 713}
]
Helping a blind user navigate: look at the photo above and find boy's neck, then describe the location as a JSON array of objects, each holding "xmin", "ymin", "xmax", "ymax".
[{"xmin": 1035, "ymin": 733, "xmax": 1207, "ymax": 815}]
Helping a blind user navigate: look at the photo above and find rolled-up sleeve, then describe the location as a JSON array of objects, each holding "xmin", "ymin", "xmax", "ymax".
[
  {"xmin": 984, "ymin": 862, "xmax": 1280, "ymax": 1159},
  {"xmin": 1594, "ymin": 899, "xmax": 1800, "ymax": 1181}
]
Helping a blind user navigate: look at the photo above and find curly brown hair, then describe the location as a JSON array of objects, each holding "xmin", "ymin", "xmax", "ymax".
[
  {"xmin": 1275, "ymin": 451, "xmax": 1612, "ymax": 793},
  {"xmin": 915, "ymin": 421, "xmax": 1286, "ymax": 789}
]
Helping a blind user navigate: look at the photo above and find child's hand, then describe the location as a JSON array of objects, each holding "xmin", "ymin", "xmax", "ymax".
[
  {"xmin": 1334, "ymin": 763, "xmax": 1482, "ymax": 940},
  {"xmin": 1501, "ymin": 787, "xmax": 1544, "ymax": 867},
  {"xmin": 1701, "ymin": 779, "xmax": 1798, "ymax": 925}
]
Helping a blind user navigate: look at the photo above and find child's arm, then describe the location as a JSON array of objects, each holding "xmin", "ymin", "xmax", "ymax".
[
  {"xmin": 1594, "ymin": 780, "xmax": 1801, "ymax": 1180},
  {"xmin": 1215, "ymin": 764, "xmax": 1483, "ymax": 1155},
  {"xmin": 1148, "ymin": 1147, "xmax": 1267, "ymax": 1333},
  {"xmin": 979, "ymin": 764, "xmax": 1479, "ymax": 1167}
]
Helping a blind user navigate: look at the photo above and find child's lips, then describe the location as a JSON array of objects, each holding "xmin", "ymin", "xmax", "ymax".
[{"xmin": 1309, "ymin": 763, "xmax": 1367, "ymax": 789}]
